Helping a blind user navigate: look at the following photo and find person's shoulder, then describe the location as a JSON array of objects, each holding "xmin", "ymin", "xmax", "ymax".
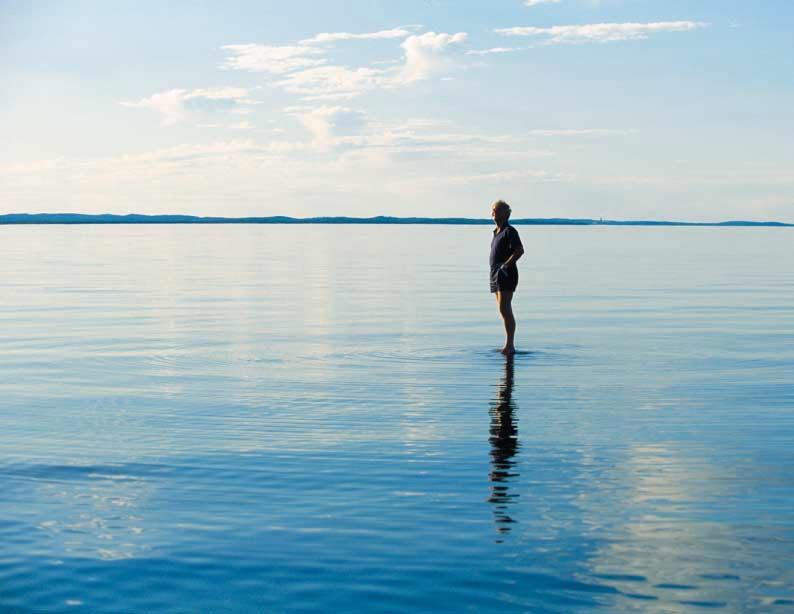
[{"xmin": 508, "ymin": 224, "xmax": 524, "ymax": 245}]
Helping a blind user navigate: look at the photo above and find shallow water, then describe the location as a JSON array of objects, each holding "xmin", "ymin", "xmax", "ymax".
[{"xmin": 1, "ymin": 224, "xmax": 793, "ymax": 612}]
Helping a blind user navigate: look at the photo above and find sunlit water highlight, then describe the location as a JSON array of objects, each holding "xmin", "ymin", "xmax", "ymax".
[{"xmin": 1, "ymin": 225, "xmax": 793, "ymax": 612}]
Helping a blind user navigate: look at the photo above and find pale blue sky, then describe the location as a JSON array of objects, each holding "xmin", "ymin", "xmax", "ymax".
[{"xmin": 2, "ymin": 0, "xmax": 792, "ymax": 220}]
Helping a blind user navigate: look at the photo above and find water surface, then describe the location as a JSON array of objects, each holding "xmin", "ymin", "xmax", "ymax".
[{"xmin": 1, "ymin": 225, "xmax": 793, "ymax": 611}]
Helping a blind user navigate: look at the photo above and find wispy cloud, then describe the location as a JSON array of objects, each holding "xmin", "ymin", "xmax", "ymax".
[
  {"xmin": 443, "ymin": 168, "xmax": 568, "ymax": 184},
  {"xmin": 527, "ymin": 128, "xmax": 635, "ymax": 136},
  {"xmin": 221, "ymin": 28, "xmax": 468, "ymax": 100},
  {"xmin": 299, "ymin": 27, "xmax": 418, "ymax": 45},
  {"xmin": 220, "ymin": 44, "xmax": 325, "ymax": 74},
  {"xmin": 289, "ymin": 106, "xmax": 366, "ymax": 143},
  {"xmin": 0, "ymin": 140, "xmax": 304, "ymax": 183},
  {"xmin": 524, "ymin": 0, "xmax": 562, "ymax": 7},
  {"xmin": 120, "ymin": 87, "xmax": 252, "ymax": 125},
  {"xmin": 495, "ymin": 21, "xmax": 709, "ymax": 44},
  {"xmin": 0, "ymin": 124, "xmax": 558, "ymax": 215},
  {"xmin": 466, "ymin": 47, "xmax": 520, "ymax": 56},
  {"xmin": 277, "ymin": 65, "xmax": 389, "ymax": 100}
]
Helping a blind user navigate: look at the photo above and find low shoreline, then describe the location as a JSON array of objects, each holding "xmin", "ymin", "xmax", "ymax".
[{"xmin": 1, "ymin": 213, "xmax": 791, "ymax": 227}]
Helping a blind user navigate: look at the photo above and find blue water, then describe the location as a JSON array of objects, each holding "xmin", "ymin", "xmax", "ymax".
[{"xmin": 1, "ymin": 225, "xmax": 793, "ymax": 612}]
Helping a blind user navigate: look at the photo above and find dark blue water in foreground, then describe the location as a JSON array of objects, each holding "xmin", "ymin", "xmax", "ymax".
[{"xmin": 1, "ymin": 225, "xmax": 793, "ymax": 611}]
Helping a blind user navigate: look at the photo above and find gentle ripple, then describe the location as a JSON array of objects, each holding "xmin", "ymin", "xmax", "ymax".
[{"xmin": 1, "ymin": 224, "xmax": 793, "ymax": 612}]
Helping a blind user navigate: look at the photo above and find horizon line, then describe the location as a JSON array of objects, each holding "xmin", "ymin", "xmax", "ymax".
[{"xmin": 0, "ymin": 213, "xmax": 792, "ymax": 227}]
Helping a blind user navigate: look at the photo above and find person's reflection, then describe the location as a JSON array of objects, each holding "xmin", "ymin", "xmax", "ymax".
[{"xmin": 489, "ymin": 356, "xmax": 519, "ymax": 540}]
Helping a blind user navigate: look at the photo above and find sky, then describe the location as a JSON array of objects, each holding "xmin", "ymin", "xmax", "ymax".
[{"xmin": 1, "ymin": 0, "xmax": 793, "ymax": 221}]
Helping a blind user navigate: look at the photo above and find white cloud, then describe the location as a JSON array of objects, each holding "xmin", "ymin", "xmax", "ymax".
[
  {"xmin": 121, "ymin": 89, "xmax": 189, "ymax": 125},
  {"xmin": 221, "ymin": 29, "xmax": 468, "ymax": 100},
  {"xmin": 120, "ymin": 87, "xmax": 251, "ymax": 125},
  {"xmin": 291, "ymin": 106, "xmax": 366, "ymax": 143},
  {"xmin": 186, "ymin": 86, "xmax": 250, "ymax": 100},
  {"xmin": 299, "ymin": 28, "xmax": 416, "ymax": 45},
  {"xmin": 524, "ymin": 0, "xmax": 562, "ymax": 6},
  {"xmin": 221, "ymin": 44, "xmax": 325, "ymax": 74},
  {"xmin": 466, "ymin": 47, "xmax": 520, "ymax": 56},
  {"xmin": 495, "ymin": 21, "xmax": 709, "ymax": 44},
  {"xmin": 398, "ymin": 31, "xmax": 468, "ymax": 83},
  {"xmin": 277, "ymin": 65, "xmax": 389, "ymax": 100},
  {"xmin": 224, "ymin": 28, "xmax": 426, "ymax": 74},
  {"xmin": 444, "ymin": 168, "xmax": 568, "ymax": 184},
  {"xmin": 527, "ymin": 128, "xmax": 635, "ymax": 136}
]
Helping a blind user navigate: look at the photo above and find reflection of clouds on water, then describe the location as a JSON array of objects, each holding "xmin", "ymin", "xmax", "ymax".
[
  {"xmin": 19, "ymin": 464, "xmax": 154, "ymax": 561},
  {"xmin": 488, "ymin": 357, "xmax": 519, "ymax": 539},
  {"xmin": 581, "ymin": 443, "xmax": 794, "ymax": 609}
]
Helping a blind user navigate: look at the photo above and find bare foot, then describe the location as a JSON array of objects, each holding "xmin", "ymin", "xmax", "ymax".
[{"xmin": 500, "ymin": 346, "xmax": 516, "ymax": 356}]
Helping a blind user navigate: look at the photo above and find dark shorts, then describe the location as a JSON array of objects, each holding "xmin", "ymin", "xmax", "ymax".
[{"xmin": 490, "ymin": 266, "xmax": 518, "ymax": 293}]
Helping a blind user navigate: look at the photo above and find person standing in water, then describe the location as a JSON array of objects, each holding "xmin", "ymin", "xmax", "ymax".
[{"xmin": 490, "ymin": 200, "xmax": 524, "ymax": 355}]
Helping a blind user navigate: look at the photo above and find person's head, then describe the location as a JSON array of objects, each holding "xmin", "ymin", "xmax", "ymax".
[{"xmin": 491, "ymin": 200, "xmax": 511, "ymax": 225}]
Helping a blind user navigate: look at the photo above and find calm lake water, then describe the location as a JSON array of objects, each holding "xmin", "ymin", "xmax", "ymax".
[{"xmin": 1, "ymin": 224, "xmax": 793, "ymax": 612}]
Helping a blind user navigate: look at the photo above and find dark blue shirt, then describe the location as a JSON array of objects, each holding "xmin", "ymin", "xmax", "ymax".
[{"xmin": 490, "ymin": 224, "xmax": 523, "ymax": 270}]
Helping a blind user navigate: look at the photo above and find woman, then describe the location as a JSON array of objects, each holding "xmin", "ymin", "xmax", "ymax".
[{"xmin": 489, "ymin": 200, "xmax": 524, "ymax": 355}]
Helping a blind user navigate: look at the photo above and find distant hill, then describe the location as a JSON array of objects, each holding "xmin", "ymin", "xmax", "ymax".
[{"xmin": 0, "ymin": 213, "xmax": 791, "ymax": 227}]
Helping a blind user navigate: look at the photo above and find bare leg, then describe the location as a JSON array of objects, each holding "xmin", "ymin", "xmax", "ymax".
[{"xmin": 495, "ymin": 291, "xmax": 516, "ymax": 355}]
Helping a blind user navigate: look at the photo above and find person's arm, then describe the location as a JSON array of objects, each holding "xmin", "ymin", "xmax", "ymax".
[
  {"xmin": 501, "ymin": 246, "xmax": 525, "ymax": 268},
  {"xmin": 499, "ymin": 228, "xmax": 524, "ymax": 270}
]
